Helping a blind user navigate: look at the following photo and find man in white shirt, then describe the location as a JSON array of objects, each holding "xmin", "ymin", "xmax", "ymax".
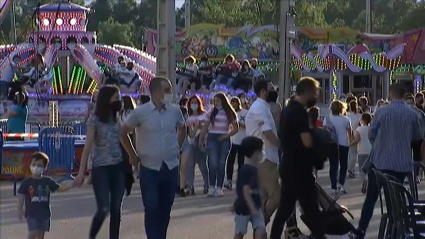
[{"xmin": 245, "ymin": 79, "xmax": 281, "ymax": 225}]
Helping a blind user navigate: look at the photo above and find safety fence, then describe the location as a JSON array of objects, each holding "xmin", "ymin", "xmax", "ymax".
[{"xmin": 0, "ymin": 120, "xmax": 87, "ymax": 195}]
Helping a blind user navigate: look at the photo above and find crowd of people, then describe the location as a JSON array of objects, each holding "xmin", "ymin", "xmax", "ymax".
[
  {"xmin": 14, "ymin": 70, "xmax": 425, "ymax": 239},
  {"xmin": 176, "ymin": 54, "xmax": 265, "ymax": 97}
]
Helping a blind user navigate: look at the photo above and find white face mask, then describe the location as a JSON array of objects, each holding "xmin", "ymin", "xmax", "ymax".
[
  {"xmin": 162, "ymin": 94, "xmax": 173, "ymax": 104},
  {"xmin": 190, "ymin": 104, "xmax": 198, "ymax": 111},
  {"xmin": 30, "ymin": 165, "xmax": 44, "ymax": 176}
]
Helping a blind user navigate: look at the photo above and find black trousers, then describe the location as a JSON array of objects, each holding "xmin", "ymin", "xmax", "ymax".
[
  {"xmin": 226, "ymin": 144, "xmax": 245, "ymax": 181},
  {"xmin": 270, "ymin": 173, "xmax": 325, "ymax": 239}
]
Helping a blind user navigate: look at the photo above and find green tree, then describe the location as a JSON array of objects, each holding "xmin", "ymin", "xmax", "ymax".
[
  {"xmin": 112, "ymin": 0, "xmax": 138, "ymax": 25},
  {"xmin": 97, "ymin": 17, "xmax": 134, "ymax": 46},
  {"xmin": 87, "ymin": 0, "xmax": 114, "ymax": 31},
  {"xmin": 400, "ymin": 2, "xmax": 425, "ymax": 32}
]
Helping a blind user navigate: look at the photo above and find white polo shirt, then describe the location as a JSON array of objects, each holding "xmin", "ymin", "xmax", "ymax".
[{"xmin": 245, "ymin": 98, "xmax": 279, "ymax": 163}]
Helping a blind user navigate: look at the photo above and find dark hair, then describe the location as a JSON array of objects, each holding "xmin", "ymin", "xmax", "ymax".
[
  {"xmin": 187, "ymin": 95, "xmax": 205, "ymax": 116},
  {"xmin": 230, "ymin": 97, "xmax": 241, "ymax": 111},
  {"xmin": 117, "ymin": 56, "xmax": 124, "ymax": 62},
  {"xmin": 308, "ymin": 106, "xmax": 319, "ymax": 124},
  {"xmin": 94, "ymin": 85, "xmax": 120, "ymax": 123},
  {"xmin": 358, "ymin": 96, "xmax": 368, "ymax": 105},
  {"xmin": 21, "ymin": 91, "xmax": 28, "ymax": 107},
  {"xmin": 296, "ymin": 77, "xmax": 319, "ymax": 96},
  {"xmin": 237, "ymin": 93, "xmax": 246, "ymax": 99},
  {"xmin": 210, "ymin": 92, "xmax": 237, "ymax": 125},
  {"xmin": 348, "ymin": 100, "xmax": 358, "ymax": 112},
  {"xmin": 224, "ymin": 54, "xmax": 235, "ymax": 63},
  {"xmin": 254, "ymin": 79, "xmax": 270, "ymax": 96},
  {"xmin": 184, "ymin": 55, "xmax": 196, "ymax": 64},
  {"xmin": 241, "ymin": 60, "xmax": 251, "ymax": 70},
  {"xmin": 346, "ymin": 96, "xmax": 356, "ymax": 104},
  {"xmin": 180, "ymin": 106, "xmax": 188, "ymax": 118},
  {"xmin": 361, "ymin": 112, "xmax": 372, "ymax": 125},
  {"xmin": 330, "ymin": 100, "xmax": 346, "ymax": 115},
  {"xmin": 179, "ymin": 98, "xmax": 188, "ymax": 107},
  {"xmin": 13, "ymin": 92, "xmax": 25, "ymax": 106},
  {"xmin": 405, "ymin": 95, "xmax": 415, "ymax": 102},
  {"xmin": 268, "ymin": 90, "xmax": 278, "ymax": 103},
  {"xmin": 389, "ymin": 83, "xmax": 407, "ymax": 99},
  {"xmin": 415, "ymin": 92, "xmax": 424, "ymax": 99},
  {"xmin": 149, "ymin": 77, "xmax": 168, "ymax": 95},
  {"xmin": 139, "ymin": 95, "xmax": 150, "ymax": 104},
  {"xmin": 31, "ymin": 152, "xmax": 49, "ymax": 169},
  {"xmin": 122, "ymin": 95, "xmax": 136, "ymax": 111},
  {"xmin": 200, "ymin": 56, "xmax": 208, "ymax": 62},
  {"xmin": 241, "ymin": 136, "xmax": 263, "ymax": 158}
]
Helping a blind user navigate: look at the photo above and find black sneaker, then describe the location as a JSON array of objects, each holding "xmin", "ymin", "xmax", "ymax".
[
  {"xmin": 187, "ymin": 186, "xmax": 195, "ymax": 195},
  {"xmin": 351, "ymin": 228, "xmax": 365, "ymax": 239},
  {"xmin": 177, "ymin": 188, "xmax": 186, "ymax": 197},
  {"xmin": 203, "ymin": 186, "xmax": 208, "ymax": 195},
  {"xmin": 286, "ymin": 227, "xmax": 303, "ymax": 237}
]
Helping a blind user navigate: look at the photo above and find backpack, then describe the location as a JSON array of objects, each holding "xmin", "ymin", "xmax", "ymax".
[{"xmin": 324, "ymin": 116, "xmax": 338, "ymax": 144}]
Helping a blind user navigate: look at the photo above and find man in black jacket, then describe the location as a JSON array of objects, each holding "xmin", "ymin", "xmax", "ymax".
[{"xmin": 270, "ymin": 77, "xmax": 325, "ymax": 239}]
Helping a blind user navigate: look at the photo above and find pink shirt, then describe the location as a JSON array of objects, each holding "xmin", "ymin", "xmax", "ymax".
[{"xmin": 206, "ymin": 108, "xmax": 230, "ymax": 134}]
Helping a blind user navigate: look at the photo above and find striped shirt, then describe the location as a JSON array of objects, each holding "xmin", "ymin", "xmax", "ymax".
[
  {"xmin": 369, "ymin": 100, "xmax": 421, "ymax": 172},
  {"xmin": 206, "ymin": 108, "xmax": 230, "ymax": 134}
]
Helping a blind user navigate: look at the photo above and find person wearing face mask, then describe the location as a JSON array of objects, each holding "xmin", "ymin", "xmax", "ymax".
[
  {"xmin": 185, "ymin": 95, "xmax": 209, "ymax": 195},
  {"xmin": 271, "ymin": 77, "xmax": 325, "ymax": 239},
  {"xmin": 197, "ymin": 56, "xmax": 214, "ymax": 89},
  {"xmin": 17, "ymin": 152, "xmax": 74, "ymax": 239},
  {"xmin": 235, "ymin": 60, "xmax": 255, "ymax": 92},
  {"xmin": 215, "ymin": 54, "xmax": 240, "ymax": 90},
  {"xmin": 74, "ymin": 85, "xmax": 129, "ymax": 239},
  {"xmin": 415, "ymin": 92, "xmax": 425, "ymax": 112},
  {"xmin": 120, "ymin": 77, "xmax": 186, "ymax": 239},
  {"xmin": 250, "ymin": 58, "xmax": 262, "ymax": 76},
  {"xmin": 178, "ymin": 56, "xmax": 199, "ymax": 95},
  {"xmin": 245, "ymin": 79, "xmax": 283, "ymax": 228}
]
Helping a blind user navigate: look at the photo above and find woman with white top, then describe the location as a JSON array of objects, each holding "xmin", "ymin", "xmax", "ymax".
[
  {"xmin": 349, "ymin": 113, "xmax": 372, "ymax": 194},
  {"xmin": 224, "ymin": 97, "xmax": 248, "ymax": 190},
  {"xmin": 199, "ymin": 92, "xmax": 238, "ymax": 197},
  {"xmin": 185, "ymin": 95, "xmax": 209, "ymax": 195},
  {"xmin": 324, "ymin": 100, "xmax": 352, "ymax": 194},
  {"xmin": 346, "ymin": 100, "xmax": 361, "ymax": 178}
]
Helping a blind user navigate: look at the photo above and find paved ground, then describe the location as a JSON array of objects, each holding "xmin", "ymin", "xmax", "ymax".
[{"xmin": 1, "ymin": 165, "xmax": 423, "ymax": 239}]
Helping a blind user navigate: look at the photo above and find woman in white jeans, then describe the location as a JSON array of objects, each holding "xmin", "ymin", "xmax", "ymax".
[{"xmin": 346, "ymin": 100, "xmax": 361, "ymax": 178}]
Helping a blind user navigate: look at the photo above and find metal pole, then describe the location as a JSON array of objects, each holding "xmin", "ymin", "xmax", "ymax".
[
  {"xmin": 366, "ymin": 0, "xmax": 371, "ymax": 33},
  {"xmin": 11, "ymin": 1, "xmax": 17, "ymax": 43},
  {"xmin": 184, "ymin": 0, "xmax": 191, "ymax": 28},
  {"xmin": 278, "ymin": 0, "xmax": 289, "ymax": 106}
]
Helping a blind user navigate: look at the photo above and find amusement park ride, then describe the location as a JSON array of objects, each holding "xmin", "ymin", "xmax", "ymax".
[{"xmin": 0, "ymin": 0, "xmax": 157, "ymax": 123}]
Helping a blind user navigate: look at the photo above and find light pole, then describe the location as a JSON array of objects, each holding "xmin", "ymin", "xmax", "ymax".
[
  {"xmin": 366, "ymin": 0, "xmax": 372, "ymax": 33},
  {"xmin": 184, "ymin": 0, "xmax": 191, "ymax": 28}
]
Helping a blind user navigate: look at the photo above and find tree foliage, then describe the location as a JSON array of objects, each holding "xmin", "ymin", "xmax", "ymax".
[{"xmin": 0, "ymin": 0, "xmax": 424, "ymax": 47}]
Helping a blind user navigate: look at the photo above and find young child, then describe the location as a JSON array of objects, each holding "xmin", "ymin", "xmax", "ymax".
[
  {"xmin": 233, "ymin": 136, "xmax": 266, "ymax": 239},
  {"xmin": 349, "ymin": 113, "xmax": 372, "ymax": 194},
  {"xmin": 17, "ymin": 152, "xmax": 74, "ymax": 239}
]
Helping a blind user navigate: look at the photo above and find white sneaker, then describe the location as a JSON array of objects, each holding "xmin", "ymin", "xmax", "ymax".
[
  {"xmin": 215, "ymin": 188, "xmax": 224, "ymax": 197},
  {"xmin": 338, "ymin": 184, "xmax": 347, "ymax": 194},
  {"xmin": 207, "ymin": 187, "xmax": 215, "ymax": 197}
]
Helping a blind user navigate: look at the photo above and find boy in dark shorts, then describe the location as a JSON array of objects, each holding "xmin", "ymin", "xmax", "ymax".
[
  {"xmin": 233, "ymin": 136, "xmax": 266, "ymax": 239},
  {"xmin": 17, "ymin": 152, "xmax": 74, "ymax": 239}
]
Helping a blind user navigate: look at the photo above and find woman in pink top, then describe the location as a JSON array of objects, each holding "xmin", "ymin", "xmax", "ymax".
[{"xmin": 199, "ymin": 92, "xmax": 238, "ymax": 197}]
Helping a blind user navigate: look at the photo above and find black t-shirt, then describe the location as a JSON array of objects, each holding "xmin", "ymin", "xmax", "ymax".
[
  {"xmin": 234, "ymin": 164, "xmax": 261, "ymax": 215},
  {"xmin": 279, "ymin": 100, "xmax": 315, "ymax": 177},
  {"xmin": 18, "ymin": 176, "xmax": 60, "ymax": 219},
  {"xmin": 198, "ymin": 65, "xmax": 213, "ymax": 76}
]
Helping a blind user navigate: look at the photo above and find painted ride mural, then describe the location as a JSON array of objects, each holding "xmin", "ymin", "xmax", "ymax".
[{"xmin": 145, "ymin": 24, "xmax": 425, "ymax": 64}]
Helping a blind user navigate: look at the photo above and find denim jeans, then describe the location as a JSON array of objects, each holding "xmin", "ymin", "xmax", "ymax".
[
  {"xmin": 215, "ymin": 75, "xmax": 234, "ymax": 89},
  {"xmin": 328, "ymin": 144, "xmax": 350, "ymax": 189},
  {"xmin": 358, "ymin": 166, "xmax": 408, "ymax": 233},
  {"xmin": 140, "ymin": 163, "xmax": 178, "ymax": 239},
  {"xmin": 186, "ymin": 144, "xmax": 209, "ymax": 187},
  {"xmin": 207, "ymin": 133, "xmax": 231, "ymax": 188},
  {"xmin": 0, "ymin": 81, "xmax": 8, "ymax": 101},
  {"xmin": 90, "ymin": 163, "xmax": 125, "ymax": 239}
]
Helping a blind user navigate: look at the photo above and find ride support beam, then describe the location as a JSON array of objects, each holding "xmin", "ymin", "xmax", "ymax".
[
  {"xmin": 278, "ymin": 0, "xmax": 290, "ymax": 105},
  {"xmin": 156, "ymin": 0, "xmax": 176, "ymax": 100}
]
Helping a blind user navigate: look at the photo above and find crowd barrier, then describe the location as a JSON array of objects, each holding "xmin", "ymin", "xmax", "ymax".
[{"xmin": 0, "ymin": 121, "xmax": 87, "ymax": 195}]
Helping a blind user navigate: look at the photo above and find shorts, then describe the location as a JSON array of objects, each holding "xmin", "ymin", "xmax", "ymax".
[
  {"xmin": 27, "ymin": 217, "xmax": 50, "ymax": 232},
  {"xmin": 234, "ymin": 210, "xmax": 265, "ymax": 235}
]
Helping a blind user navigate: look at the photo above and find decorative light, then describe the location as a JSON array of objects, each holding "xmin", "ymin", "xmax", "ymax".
[
  {"xmin": 415, "ymin": 75, "xmax": 422, "ymax": 94},
  {"xmin": 331, "ymin": 70, "xmax": 338, "ymax": 100},
  {"xmin": 56, "ymin": 18, "xmax": 64, "ymax": 26},
  {"xmin": 43, "ymin": 19, "xmax": 50, "ymax": 26},
  {"xmin": 70, "ymin": 18, "xmax": 77, "ymax": 26}
]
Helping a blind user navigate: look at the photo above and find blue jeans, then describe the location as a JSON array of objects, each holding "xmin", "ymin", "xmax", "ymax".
[
  {"xmin": 140, "ymin": 163, "xmax": 178, "ymax": 239},
  {"xmin": 328, "ymin": 145, "xmax": 349, "ymax": 189},
  {"xmin": 90, "ymin": 163, "xmax": 125, "ymax": 239},
  {"xmin": 207, "ymin": 133, "xmax": 231, "ymax": 188},
  {"xmin": 0, "ymin": 81, "xmax": 8, "ymax": 101},
  {"xmin": 358, "ymin": 166, "xmax": 408, "ymax": 233},
  {"xmin": 186, "ymin": 144, "xmax": 209, "ymax": 187},
  {"xmin": 216, "ymin": 74, "xmax": 234, "ymax": 89}
]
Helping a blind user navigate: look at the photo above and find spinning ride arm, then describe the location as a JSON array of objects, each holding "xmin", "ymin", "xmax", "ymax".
[
  {"xmin": 112, "ymin": 44, "xmax": 156, "ymax": 74},
  {"xmin": 68, "ymin": 44, "xmax": 103, "ymax": 86}
]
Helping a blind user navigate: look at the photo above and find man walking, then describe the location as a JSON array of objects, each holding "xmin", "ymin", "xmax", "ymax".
[
  {"xmin": 354, "ymin": 83, "xmax": 422, "ymax": 238},
  {"xmin": 120, "ymin": 77, "xmax": 186, "ymax": 239}
]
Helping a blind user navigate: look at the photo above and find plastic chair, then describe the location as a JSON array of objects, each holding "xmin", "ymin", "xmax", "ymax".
[
  {"xmin": 38, "ymin": 127, "xmax": 75, "ymax": 180},
  {"xmin": 0, "ymin": 131, "xmax": 17, "ymax": 195},
  {"xmin": 390, "ymin": 180, "xmax": 425, "ymax": 238}
]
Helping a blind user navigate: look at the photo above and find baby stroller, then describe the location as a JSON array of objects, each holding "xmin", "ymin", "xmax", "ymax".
[{"xmin": 299, "ymin": 182, "xmax": 356, "ymax": 238}]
